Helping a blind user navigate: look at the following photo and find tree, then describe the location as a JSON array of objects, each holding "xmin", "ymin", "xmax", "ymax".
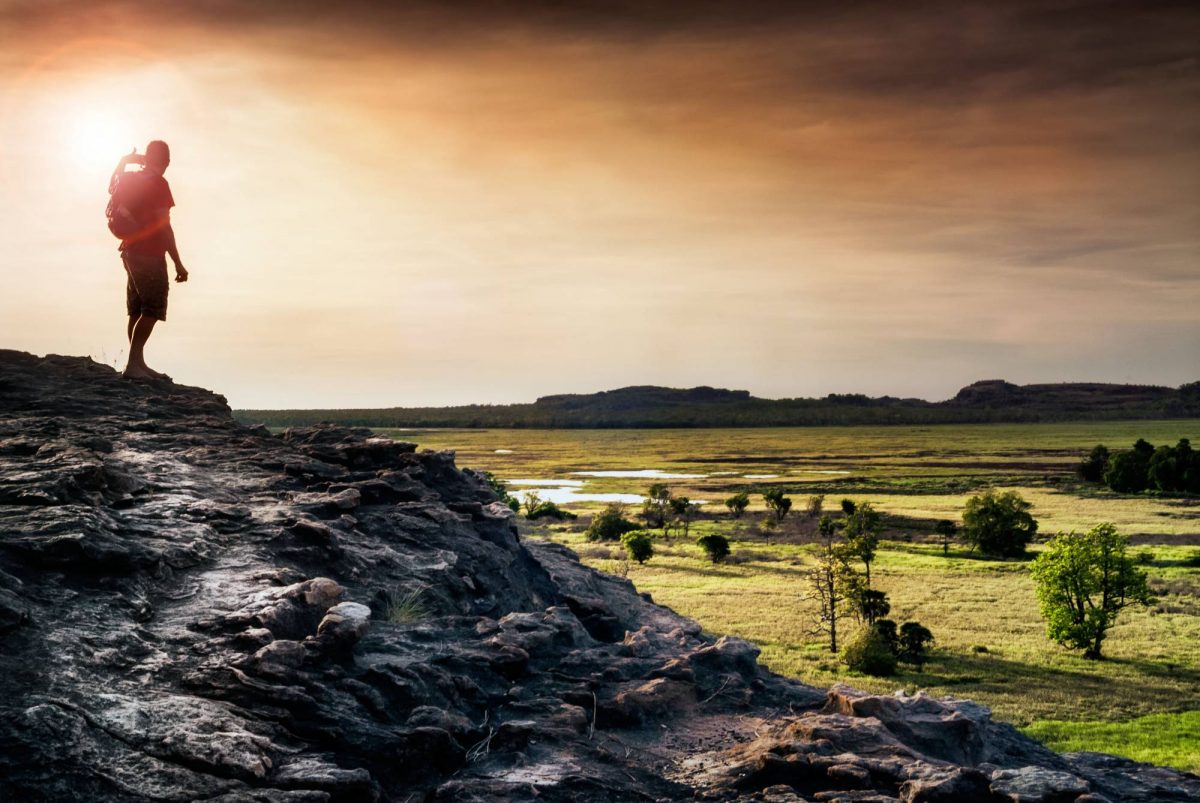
[
  {"xmin": 697, "ymin": 533, "xmax": 730, "ymax": 563},
  {"xmin": 1030, "ymin": 523, "xmax": 1153, "ymax": 659},
  {"xmin": 642, "ymin": 483, "xmax": 672, "ymax": 529},
  {"xmin": 805, "ymin": 494, "xmax": 825, "ymax": 518},
  {"xmin": 763, "ymin": 489, "xmax": 792, "ymax": 522},
  {"xmin": 621, "ymin": 531, "xmax": 654, "ymax": 564},
  {"xmin": 585, "ymin": 503, "xmax": 639, "ymax": 542},
  {"xmin": 897, "ymin": 622, "xmax": 934, "ymax": 669},
  {"xmin": 1077, "ymin": 445, "xmax": 1110, "ymax": 483},
  {"xmin": 668, "ymin": 496, "xmax": 698, "ymax": 540},
  {"xmin": 935, "ymin": 519, "xmax": 956, "ymax": 556},
  {"xmin": 808, "ymin": 528, "xmax": 858, "ymax": 653},
  {"xmin": 1104, "ymin": 450, "xmax": 1150, "ymax": 493},
  {"xmin": 725, "ymin": 491, "xmax": 750, "ymax": 518},
  {"xmin": 851, "ymin": 588, "xmax": 890, "ymax": 625},
  {"xmin": 840, "ymin": 498, "xmax": 856, "ymax": 516},
  {"xmin": 521, "ymin": 490, "xmax": 544, "ymax": 519},
  {"xmin": 842, "ymin": 501, "xmax": 882, "ymax": 586},
  {"xmin": 961, "ymin": 490, "xmax": 1037, "ymax": 557}
]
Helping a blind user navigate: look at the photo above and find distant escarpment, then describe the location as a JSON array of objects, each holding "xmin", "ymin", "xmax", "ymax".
[
  {"xmin": 2, "ymin": 350, "xmax": 1198, "ymax": 801},
  {"xmin": 237, "ymin": 380, "xmax": 1200, "ymax": 429}
]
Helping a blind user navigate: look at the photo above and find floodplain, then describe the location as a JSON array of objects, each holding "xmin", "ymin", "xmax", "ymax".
[{"xmin": 382, "ymin": 420, "xmax": 1200, "ymax": 770}]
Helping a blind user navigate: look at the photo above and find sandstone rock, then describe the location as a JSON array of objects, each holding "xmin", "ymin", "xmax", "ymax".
[
  {"xmin": 989, "ymin": 765, "xmax": 1090, "ymax": 802},
  {"xmin": 314, "ymin": 601, "xmax": 372, "ymax": 651}
]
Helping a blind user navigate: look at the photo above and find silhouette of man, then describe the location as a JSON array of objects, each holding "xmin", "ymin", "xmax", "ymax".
[{"xmin": 111, "ymin": 140, "xmax": 188, "ymax": 380}]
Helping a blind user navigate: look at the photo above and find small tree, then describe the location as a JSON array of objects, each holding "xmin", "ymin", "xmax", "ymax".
[
  {"xmin": 642, "ymin": 483, "xmax": 672, "ymax": 529},
  {"xmin": 621, "ymin": 531, "xmax": 654, "ymax": 564},
  {"xmin": 805, "ymin": 494, "xmax": 825, "ymax": 518},
  {"xmin": 763, "ymin": 489, "xmax": 792, "ymax": 522},
  {"xmin": 1077, "ymin": 445, "xmax": 1110, "ymax": 483},
  {"xmin": 669, "ymin": 496, "xmax": 698, "ymax": 540},
  {"xmin": 935, "ymin": 519, "xmax": 956, "ymax": 556},
  {"xmin": 585, "ymin": 503, "xmax": 639, "ymax": 542},
  {"xmin": 897, "ymin": 622, "xmax": 934, "ymax": 669},
  {"xmin": 521, "ymin": 491, "xmax": 544, "ymax": 519},
  {"xmin": 1104, "ymin": 450, "xmax": 1150, "ymax": 493},
  {"xmin": 808, "ymin": 535, "xmax": 858, "ymax": 654},
  {"xmin": 842, "ymin": 501, "xmax": 882, "ymax": 586},
  {"xmin": 1030, "ymin": 523, "xmax": 1153, "ymax": 659},
  {"xmin": 851, "ymin": 588, "xmax": 890, "ymax": 625},
  {"xmin": 697, "ymin": 533, "xmax": 730, "ymax": 563},
  {"xmin": 840, "ymin": 498, "xmax": 856, "ymax": 516},
  {"xmin": 961, "ymin": 490, "xmax": 1038, "ymax": 557},
  {"xmin": 725, "ymin": 491, "xmax": 750, "ymax": 518}
]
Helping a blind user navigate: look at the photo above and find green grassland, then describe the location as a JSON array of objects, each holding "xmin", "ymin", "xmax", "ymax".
[{"xmin": 382, "ymin": 421, "xmax": 1200, "ymax": 770}]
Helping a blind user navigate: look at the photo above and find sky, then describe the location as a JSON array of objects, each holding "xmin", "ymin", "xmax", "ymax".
[{"xmin": 1, "ymin": 0, "xmax": 1197, "ymax": 408}]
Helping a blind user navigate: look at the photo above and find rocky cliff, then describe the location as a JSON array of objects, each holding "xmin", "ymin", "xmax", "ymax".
[{"xmin": 1, "ymin": 351, "xmax": 1196, "ymax": 802}]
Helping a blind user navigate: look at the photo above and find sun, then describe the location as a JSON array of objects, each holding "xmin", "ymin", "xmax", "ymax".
[{"xmin": 68, "ymin": 108, "xmax": 138, "ymax": 171}]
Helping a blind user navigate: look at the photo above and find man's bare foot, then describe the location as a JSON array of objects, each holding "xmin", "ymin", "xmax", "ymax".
[{"xmin": 122, "ymin": 365, "xmax": 157, "ymax": 380}]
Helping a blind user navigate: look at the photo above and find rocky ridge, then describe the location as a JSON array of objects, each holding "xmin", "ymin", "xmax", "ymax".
[{"xmin": 1, "ymin": 350, "xmax": 1196, "ymax": 802}]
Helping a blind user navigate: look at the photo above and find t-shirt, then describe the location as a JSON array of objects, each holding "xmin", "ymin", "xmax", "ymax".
[{"xmin": 116, "ymin": 171, "xmax": 175, "ymax": 256}]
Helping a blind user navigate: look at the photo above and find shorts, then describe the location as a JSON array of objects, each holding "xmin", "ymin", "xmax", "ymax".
[{"xmin": 123, "ymin": 252, "xmax": 169, "ymax": 321}]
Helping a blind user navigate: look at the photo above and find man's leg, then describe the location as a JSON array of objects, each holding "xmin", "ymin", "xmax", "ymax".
[
  {"xmin": 127, "ymin": 315, "xmax": 137, "ymax": 343},
  {"xmin": 123, "ymin": 315, "xmax": 160, "ymax": 378}
]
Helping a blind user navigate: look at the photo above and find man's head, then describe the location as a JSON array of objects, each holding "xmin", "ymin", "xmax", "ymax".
[{"xmin": 144, "ymin": 140, "xmax": 170, "ymax": 175}]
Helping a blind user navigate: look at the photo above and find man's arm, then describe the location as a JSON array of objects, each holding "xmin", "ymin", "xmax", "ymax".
[{"xmin": 159, "ymin": 213, "xmax": 188, "ymax": 283}]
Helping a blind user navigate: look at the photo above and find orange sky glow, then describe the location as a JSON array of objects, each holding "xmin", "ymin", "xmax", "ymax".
[{"xmin": 1, "ymin": 1, "xmax": 1197, "ymax": 407}]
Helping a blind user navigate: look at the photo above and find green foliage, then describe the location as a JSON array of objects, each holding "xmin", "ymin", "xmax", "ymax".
[
  {"xmin": 642, "ymin": 483, "xmax": 672, "ymax": 528},
  {"xmin": 1077, "ymin": 445, "xmax": 1110, "ymax": 483},
  {"xmin": 585, "ymin": 503, "xmax": 639, "ymax": 542},
  {"xmin": 527, "ymin": 500, "xmax": 576, "ymax": 521},
  {"xmin": 762, "ymin": 489, "xmax": 792, "ymax": 522},
  {"xmin": 842, "ymin": 500, "xmax": 882, "ymax": 585},
  {"xmin": 1099, "ymin": 437, "xmax": 1199, "ymax": 494},
  {"xmin": 667, "ymin": 496, "xmax": 698, "ymax": 539},
  {"xmin": 725, "ymin": 491, "xmax": 750, "ymax": 518},
  {"xmin": 1031, "ymin": 523, "xmax": 1153, "ymax": 659},
  {"xmin": 897, "ymin": 622, "xmax": 935, "ymax": 668},
  {"xmin": 935, "ymin": 519, "xmax": 956, "ymax": 555},
  {"xmin": 696, "ymin": 533, "xmax": 730, "ymax": 563},
  {"xmin": 1105, "ymin": 450, "xmax": 1150, "ymax": 493},
  {"xmin": 621, "ymin": 531, "xmax": 655, "ymax": 564},
  {"xmin": 961, "ymin": 490, "xmax": 1038, "ymax": 557},
  {"xmin": 840, "ymin": 498, "xmax": 857, "ymax": 515},
  {"xmin": 805, "ymin": 494, "xmax": 825, "ymax": 518},
  {"xmin": 480, "ymin": 471, "xmax": 520, "ymax": 512},
  {"xmin": 842, "ymin": 625, "xmax": 897, "ymax": 676},
  {"xmin": 852, "ymin": 588, "xmax": 891, "ymax": 624}
]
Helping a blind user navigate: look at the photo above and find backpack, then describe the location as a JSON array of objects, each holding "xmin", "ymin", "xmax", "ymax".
[{"xmin": 106, "ymin": 172, "xmax": 141, "ymax": 239}]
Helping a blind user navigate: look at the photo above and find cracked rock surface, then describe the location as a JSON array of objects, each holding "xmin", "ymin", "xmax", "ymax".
[{"xmin": 1, "ymin": 351, "xmax": 1197, "ymax": 802}]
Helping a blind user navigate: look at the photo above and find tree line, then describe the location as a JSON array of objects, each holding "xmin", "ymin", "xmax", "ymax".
[{"xmin": 1078, "ymin": 438, "xmax": 1199, "ymax": 494}]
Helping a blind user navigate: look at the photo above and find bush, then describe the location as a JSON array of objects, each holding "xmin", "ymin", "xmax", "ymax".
[
  {"xmin": 697, "ymin": 533, "xmax": 730, "ymax": 563},
  {"xmin": 1077, "ymin": 445, "xmax": 1110, "ymax": 483},
  {"xmin": 480, "ymin": 471, "xmax": 520, "ymax": 512},
  {"xmin": 852, "ymin": 588, "xmax": 891, "ymax": 624},
  {"xmin": 763, "ymin": 489, "xmax": 792, "ymax": 522},
  {"xmin": 840, "ymin": 498, "xmax": 856, "ymax": 515},
  {"xmin": 526, "ymin": 500, "xmax": 576, "ymax": 521},
  {"xmin": 806, "ymin": 494, "xmax": 825, "ymax": 518},
  {"xmin": 585, "ymin": 503, "xmax": 639, "ymax": 542},
  {"xmin": 842, "ymin": 626, "xmax": 897, "ymax": 676},
  {"xmin": 621, "ymin": 531, "xmax": 654, "ymax": 564},
  {"xmin": 897, "ymin": 622, "xmax": 934, "ymax": 669},
  {"xmin": 725, "ymin": 491, "xmax": 750, "ymax": 518},
  {"xmin": 961, "ymin": 490, "xmax": 1038, "ymax": 557}
]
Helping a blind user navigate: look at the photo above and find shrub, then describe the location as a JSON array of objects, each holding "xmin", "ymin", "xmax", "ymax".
[
  {"xmin": 842, "ymin": 626, "xmax": 897, "ymax": 676},
  {"xmin": 806, "ymin": 494, "xmax": 825, "ymax": 518},
  {"xmin": 725, "ymin": 491, "xmax": 750, "ymax": 518},
  {"xmin": 852, "ymin": 588, "xmax": 890, "ymax": 624},
  {"xmin": 621, "ymin": 531, "xmax": 654, "ymax": 564},
  {"xmin": 763, "ymin": 489, "xmax": 792, "ymax": 522},
  {"xmin": 1105, "ymin": 450, "xmax": 1150, "ymax": 493},
  {"xmin": 897, "ymin": 622, "xmax": 935, "ymax": 669},
  {"xmin": 585, "ymin": 503, "xmax": 639, "ymax": 542},
  {"xmin": 387, "ymin": 587, "xmax": 427, "ymax": 625},
  {"xmin": 840, "ymin": 498, "xmax": 857, "ymax": 515},
  {"xmin": 526, "ymin": 500, "xmax": 576, "ymax": 521},
  {"xmin": 697, "ymin": 533, "xmax": 731, "ymax": 563},
  {"xmin": 961, "ymin": 490, "xmax": 1038, "ymax": 557},
  {"xmin": 1077, "ymin": 445, "xmax": 1110, "ymax": 483}
]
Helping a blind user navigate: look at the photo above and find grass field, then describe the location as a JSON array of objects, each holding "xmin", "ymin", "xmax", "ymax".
[{"xmin": 382, "ymin": 421, "xmax": 1200, "ymax": 770}]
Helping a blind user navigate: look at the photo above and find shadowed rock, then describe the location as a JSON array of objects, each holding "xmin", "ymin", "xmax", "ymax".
[{"xmin": 1, "ymin": 351, "xmax": 1197, "ymax": 802}]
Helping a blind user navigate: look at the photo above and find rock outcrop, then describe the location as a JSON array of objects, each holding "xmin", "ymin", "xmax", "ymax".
[{"xmin": 1, "ymin": 351, "xmax": 1197, "ymax": 802}]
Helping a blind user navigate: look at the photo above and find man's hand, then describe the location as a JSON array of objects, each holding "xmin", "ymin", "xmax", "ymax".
[{"xmin": 174, "ymin": 264, "xmax": 189, "ymax": 283}]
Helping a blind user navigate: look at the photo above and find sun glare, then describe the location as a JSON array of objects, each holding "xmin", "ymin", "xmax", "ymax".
[{"xmin": 69, "ymin": 108, "xmax": 137, "ymax": 171}]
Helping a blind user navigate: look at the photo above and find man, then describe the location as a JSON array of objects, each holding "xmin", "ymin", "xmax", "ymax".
[{"xmin": 110, "ymin": 140, "xmax": 188, "ymax": 380}]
